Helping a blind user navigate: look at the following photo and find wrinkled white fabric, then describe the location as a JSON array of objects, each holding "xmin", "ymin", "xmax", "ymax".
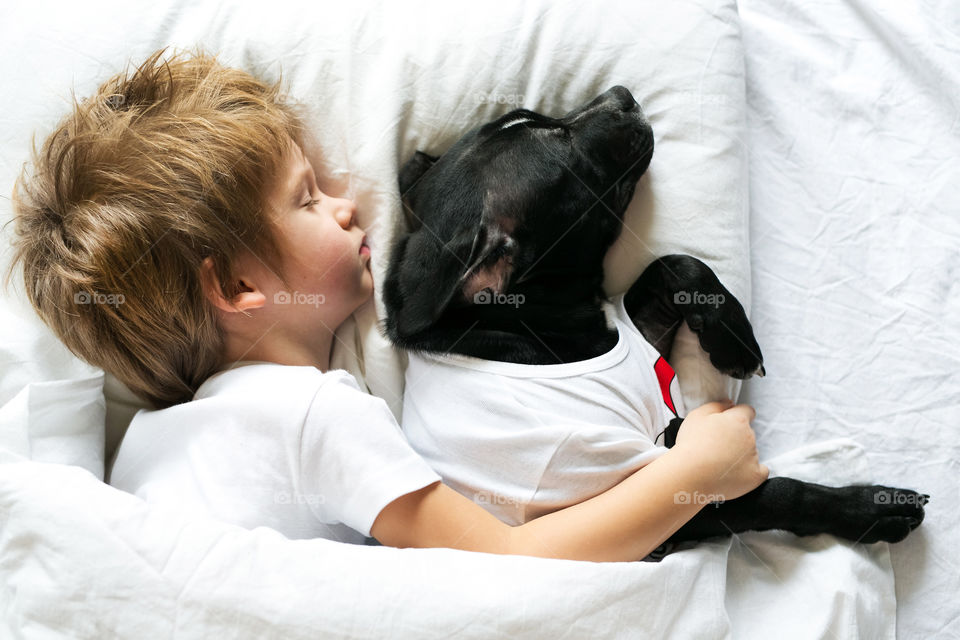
[
  {"xmin": 738, "ymin": 0, "xmax": 959, "ymax": 636},
  {"xmin": 0, "ymin": 439, "xmax": 896, "ymax": 640}
]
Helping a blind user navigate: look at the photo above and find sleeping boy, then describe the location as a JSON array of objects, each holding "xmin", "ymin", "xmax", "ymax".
[{"xmin": 7, "ymin": 47, "xmax": 768, "ymax": 561}]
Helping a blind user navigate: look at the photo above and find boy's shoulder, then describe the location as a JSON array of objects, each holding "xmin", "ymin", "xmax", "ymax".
[
  {"xmin": 122, "ymin": 363, "xmax": 374, "ymax": 452},
  {"xmin": 194, "ymin": 362, "xmax": 361, "ymax": 403}
]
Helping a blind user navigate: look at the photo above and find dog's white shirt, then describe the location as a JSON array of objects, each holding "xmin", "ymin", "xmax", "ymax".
[{"xmin": 402, "ymin": 293, "xmax": 685, "ymax": 525}]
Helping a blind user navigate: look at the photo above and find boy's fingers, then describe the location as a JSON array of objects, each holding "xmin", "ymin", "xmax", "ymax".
[
  {"xmin": 724, "ymin": 403, "xmax": 756, "ymax": 422},
  {"xmin": 689, "ymin": 399, "xmax": 735, "ymax": 417}
]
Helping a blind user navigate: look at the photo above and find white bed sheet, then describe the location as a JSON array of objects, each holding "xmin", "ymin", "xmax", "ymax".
[
  {"xmin": 737, "ymin": 0, "xmax": 960, "ymax": 637},
  {"xmin": 0, "ymin": 0, "xmax": 930, "ymax": 637}
]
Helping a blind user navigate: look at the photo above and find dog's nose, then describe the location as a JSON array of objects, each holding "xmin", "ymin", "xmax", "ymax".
[{"xmin": 606, "ymin": 85, "xmax": 638, "ymax": 112}]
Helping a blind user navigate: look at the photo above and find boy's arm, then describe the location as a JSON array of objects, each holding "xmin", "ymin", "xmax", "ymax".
[{"xmin": 370, "ymin": 445, "xmax": 711, "ymax": 562}]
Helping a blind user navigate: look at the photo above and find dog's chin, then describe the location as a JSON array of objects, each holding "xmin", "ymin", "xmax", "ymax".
[
  {"xmin": 609, "ymin": 148, "xmax": 652, "ymax": 211},
  {"xmin": 612, "ymin": 180, "xmax": 638, "ymax": 214},
  {"xmin": 632, "ymin": 144, "xmax": 654, "ymax": 176}
]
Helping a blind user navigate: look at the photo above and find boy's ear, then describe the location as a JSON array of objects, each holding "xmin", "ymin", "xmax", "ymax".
[
  {"xmin": 391, "ymin": 208, "xmax": 517, "ymax": 338},
  {"xmin": 199, "ymin": 257, "xmax": 266, "ymax": 313},
  {"xmin": 398, "ymin": 150, "xmax": 438, "ymax": 231}
]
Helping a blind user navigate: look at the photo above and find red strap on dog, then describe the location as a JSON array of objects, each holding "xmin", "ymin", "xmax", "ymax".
[{"xmin": 654, "ymin": 356, "xmax": 678, "ymax": 417}]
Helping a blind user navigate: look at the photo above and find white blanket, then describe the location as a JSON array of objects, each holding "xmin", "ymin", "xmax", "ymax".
[
  {"xmin": 738, "ymin": 0, "xmax": 959, "ymax": 636},
  {"xmin": 0, "ymin": 440, "xmax": 895, "ymax": 639},
  {"xmin": 0, "ymin": 0, "xmax": 918, "ymax": 637}
]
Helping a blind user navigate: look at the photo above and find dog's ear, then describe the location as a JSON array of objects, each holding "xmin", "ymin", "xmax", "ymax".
[
  {"xmin": 392, "ymin": 210, "xmax": 517, "ymax": 337},
  {"xmin": 399, "ymin": 151, "xmax": 438, "ymax": 231},
  {"xmin": 399, "ymin": 150, "xmax": 437, "ymax": 195},
  {"xmin": 457, "ymin": 215, "xmax": 517, "ymax": 304}
]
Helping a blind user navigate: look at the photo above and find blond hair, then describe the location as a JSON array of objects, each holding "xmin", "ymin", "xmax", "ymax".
[{"xmin": 7, "ymin": 47, "xmax": 306, "ymax": 408}]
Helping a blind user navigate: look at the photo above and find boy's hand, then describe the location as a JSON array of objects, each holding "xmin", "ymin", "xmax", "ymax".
[{"xmin": 672, "ymin": 400, "xmax": 769, "ymax": 502}]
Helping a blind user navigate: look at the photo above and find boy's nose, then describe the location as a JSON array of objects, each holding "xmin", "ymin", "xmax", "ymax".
[{"xmin": 336, "ymin": 199, "xmax": 357, "ymax": 228}]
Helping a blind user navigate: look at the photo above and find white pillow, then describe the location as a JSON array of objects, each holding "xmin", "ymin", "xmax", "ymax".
[
  {"xmin": 298, "ymin": 0, "xmax": 753, "ymax": 419},
  {"xmin": 0, "ymin": 299, "xmax": 105, "ymax": 479},
  {"xmin": 0, "ymin": 0, "xmax": 750, "ymax": 471}
]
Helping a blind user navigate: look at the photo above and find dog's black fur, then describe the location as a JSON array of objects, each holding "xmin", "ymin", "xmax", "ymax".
[{"xmin": 383, "ymin": 86, "xmax": 926, "ymax": 545}]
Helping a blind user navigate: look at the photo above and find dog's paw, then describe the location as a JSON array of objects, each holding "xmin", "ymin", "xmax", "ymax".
[
  {"xmin": 686, "ymin": 303, "xmax": 765, "ymax": 379},
  {"xmin": 836, "ymin": 485, "xmax": 928, "ymax": 544}
]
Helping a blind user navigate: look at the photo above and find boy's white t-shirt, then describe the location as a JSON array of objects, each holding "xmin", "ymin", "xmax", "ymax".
[
  {"xmin": 108, "ymin": 363, "xmax": 441, "ymax": 545},
  {"xmin": 401, "ymin": 293, "xmax": 685, "ymax": 526}
]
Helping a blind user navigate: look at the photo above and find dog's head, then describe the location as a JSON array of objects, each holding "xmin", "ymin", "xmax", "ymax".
[{"xmin": 385, "ymin": 85, "xmax": 653, "ymax": 339}]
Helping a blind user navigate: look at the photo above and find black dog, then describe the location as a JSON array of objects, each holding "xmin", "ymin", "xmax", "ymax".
[{"xmin": 383, "ymin": 86, "xmax": 926, "ymax": 545}]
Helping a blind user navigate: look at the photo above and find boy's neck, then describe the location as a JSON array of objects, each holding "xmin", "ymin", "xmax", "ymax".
[{"xmin": 219, "ymin": 328, "xmax": 334, "ymax": 373}]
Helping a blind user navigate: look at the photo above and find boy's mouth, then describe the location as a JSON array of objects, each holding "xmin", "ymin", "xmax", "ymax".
[{"xmin": 360, "ymin": 234, "xmax": 371, "ymax": 256}]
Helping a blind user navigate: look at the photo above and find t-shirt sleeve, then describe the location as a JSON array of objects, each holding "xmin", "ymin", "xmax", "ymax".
[{"xmin": 297, "ymin": 370, "xmax": 441, "ymax": 537}]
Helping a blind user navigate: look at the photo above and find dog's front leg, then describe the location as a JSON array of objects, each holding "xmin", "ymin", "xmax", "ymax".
[
  {"xmin": 624, "ymin": 254, "xmax": 764, "ymax": 379},
  {"xmin": 666, "ymin": 477, "xmax": 926, "ymax": 545}
]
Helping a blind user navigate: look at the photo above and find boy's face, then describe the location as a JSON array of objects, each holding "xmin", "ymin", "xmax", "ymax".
[{"xmin": 260, "ymin": 141, "xmax": 374, "ymax": 329}]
